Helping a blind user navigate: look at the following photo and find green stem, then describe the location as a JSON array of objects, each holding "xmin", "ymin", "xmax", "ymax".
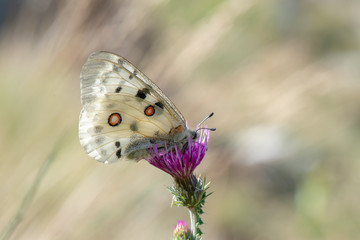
[
  {"xmin": 189, "ymin": 207, "xmax": 196, "ymax": 237},
  {"xmin": 189, "ymin": 207, "xmax": 202, "ymax": 240}
]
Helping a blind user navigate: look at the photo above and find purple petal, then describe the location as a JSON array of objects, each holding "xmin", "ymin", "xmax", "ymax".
[{"xmin": 146, "ymin": 126, "xmax": 210, "ymax": 179}]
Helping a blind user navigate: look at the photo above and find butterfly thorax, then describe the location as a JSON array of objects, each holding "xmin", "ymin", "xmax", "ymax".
[{"xmin": 171, "ymin": 125, "xmax": 197, "ymax": 143}]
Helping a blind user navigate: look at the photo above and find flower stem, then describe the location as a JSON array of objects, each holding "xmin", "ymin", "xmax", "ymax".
[
  {"xmin": 189, "ymin": 208, "xmax": 197, "ymax": 237},
  {"xmin": 189, "ymin": 207, "xmax": 202, "ymax": 240}
]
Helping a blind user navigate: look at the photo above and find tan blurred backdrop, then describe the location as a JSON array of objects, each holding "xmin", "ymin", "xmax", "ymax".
[{"xmin": 1, "ymin": 0, "xmax": 360, "ymax": 239}]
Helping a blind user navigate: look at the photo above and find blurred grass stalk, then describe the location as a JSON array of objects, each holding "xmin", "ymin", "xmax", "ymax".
[{"xmin": 0, "ymin": 133, "xmax": 68, "ymax": 240}]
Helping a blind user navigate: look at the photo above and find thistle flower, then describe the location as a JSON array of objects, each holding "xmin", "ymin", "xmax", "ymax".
[
  {"xmin": 146, "ymin": 127, "xmax": 212, "ymax": 239},
  {"xmin": 172, "ymin": 220, "xmax": 192, "ymax": 240},
  {"xmin": 146, "ymin": 127, "xmax": 209, "ymax": 180}
]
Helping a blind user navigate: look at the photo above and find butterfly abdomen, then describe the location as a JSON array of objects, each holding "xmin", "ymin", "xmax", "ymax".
[{"xmin": 124, "ymin": 137, "xmax": 168, "ymax": 160}]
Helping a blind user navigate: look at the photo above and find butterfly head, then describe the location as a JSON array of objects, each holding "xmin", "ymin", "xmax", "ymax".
[
  {"xmin": 172, "ymin": 112, "xmax": 216, "ymax": 147},
  {"xmin": 191, "ymin": 129, "xmax": 198, "ymax": 140}
]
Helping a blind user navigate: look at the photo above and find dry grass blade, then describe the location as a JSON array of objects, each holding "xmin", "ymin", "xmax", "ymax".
[{"xmin": 0, "ymin": 133, "xmax": 69, "ymax": 240}]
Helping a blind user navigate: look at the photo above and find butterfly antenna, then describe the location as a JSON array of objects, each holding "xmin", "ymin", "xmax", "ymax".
[
  {"xmin": 199, "ymin": 112, "xmax": 214, "ymax": 125},
  {"xmin": 196, "ymin": 112, "xmax": 216, "ymax": 132}
]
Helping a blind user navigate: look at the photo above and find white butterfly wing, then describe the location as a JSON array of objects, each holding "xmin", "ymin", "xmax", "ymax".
[{"xmin": 79, "ymin": 51, "xmax": 187, "ymax": 163}]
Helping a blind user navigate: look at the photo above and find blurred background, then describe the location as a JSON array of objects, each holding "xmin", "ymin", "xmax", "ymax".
[{"xmin": 1, "ymin": 0, "xmax": 360, "ymax": 239}]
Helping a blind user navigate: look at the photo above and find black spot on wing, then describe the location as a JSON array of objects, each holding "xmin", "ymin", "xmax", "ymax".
[
  {"xmin": 115, "ymin": 87, "xmax": 122, "ymax": 93},
  {"xmin": 116, "ymin": 149, "xmax": 122, "ymax": 158},
  {"xmin": 115, "ymin": 141, "xmax": 121, "ymax": 148},
  {"xmin": 136, "ymin": 89, "xmax": 147, "ymax": 99},
  {"xmin": 155, "ymin": 102, "xmax": 164, "ymax": 109},
  {"xmin": 94, "ymin": 126, "xmax": 103, "ymax": 133},
  {"xmin": 130, "ymin": 121, "xmax": 138, "ymax": 132}
]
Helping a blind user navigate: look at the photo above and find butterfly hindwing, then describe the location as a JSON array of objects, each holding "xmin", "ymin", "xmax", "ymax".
[{"xmin": 79, "ymin": 51, "xmax": 187, "ymax": 163}]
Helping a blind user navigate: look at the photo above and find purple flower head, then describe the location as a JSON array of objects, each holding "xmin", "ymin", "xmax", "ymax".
[{"xmin": 146, "ymin": 126, "xmax": 210, "ymax": 180}]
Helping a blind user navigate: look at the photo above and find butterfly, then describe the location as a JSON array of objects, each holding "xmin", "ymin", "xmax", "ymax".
[{"xmin": 79, "ymin": 51, "xmax": 211, "ymax": 164}]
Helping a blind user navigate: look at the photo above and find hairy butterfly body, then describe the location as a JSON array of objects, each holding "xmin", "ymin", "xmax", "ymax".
[{"xmin": 79, "ymin": 51, "xmax": 197, "ymax": 163}]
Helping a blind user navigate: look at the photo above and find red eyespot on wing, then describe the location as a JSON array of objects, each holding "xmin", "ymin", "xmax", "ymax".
[
  {"xmin": 108, "ymin": 113, "xmax": 122, "ymax": 126},
  {"xmin": 144, "ymin": 105, "xmax": 155, "ymax": 116}
]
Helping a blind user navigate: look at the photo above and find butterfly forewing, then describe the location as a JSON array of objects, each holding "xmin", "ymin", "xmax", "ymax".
[{"xmin": 79, "ymin": 51, "xmax": 188, "ymax": 163}]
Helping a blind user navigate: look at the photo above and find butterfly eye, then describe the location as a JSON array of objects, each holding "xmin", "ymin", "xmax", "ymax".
[
  {"xmin": 108, "ymin": 113, "xmax": 122, "ymax": 126},
  {"xmin": 144, "ymin": 105, "xmax": 155, "ymax": 116}
]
